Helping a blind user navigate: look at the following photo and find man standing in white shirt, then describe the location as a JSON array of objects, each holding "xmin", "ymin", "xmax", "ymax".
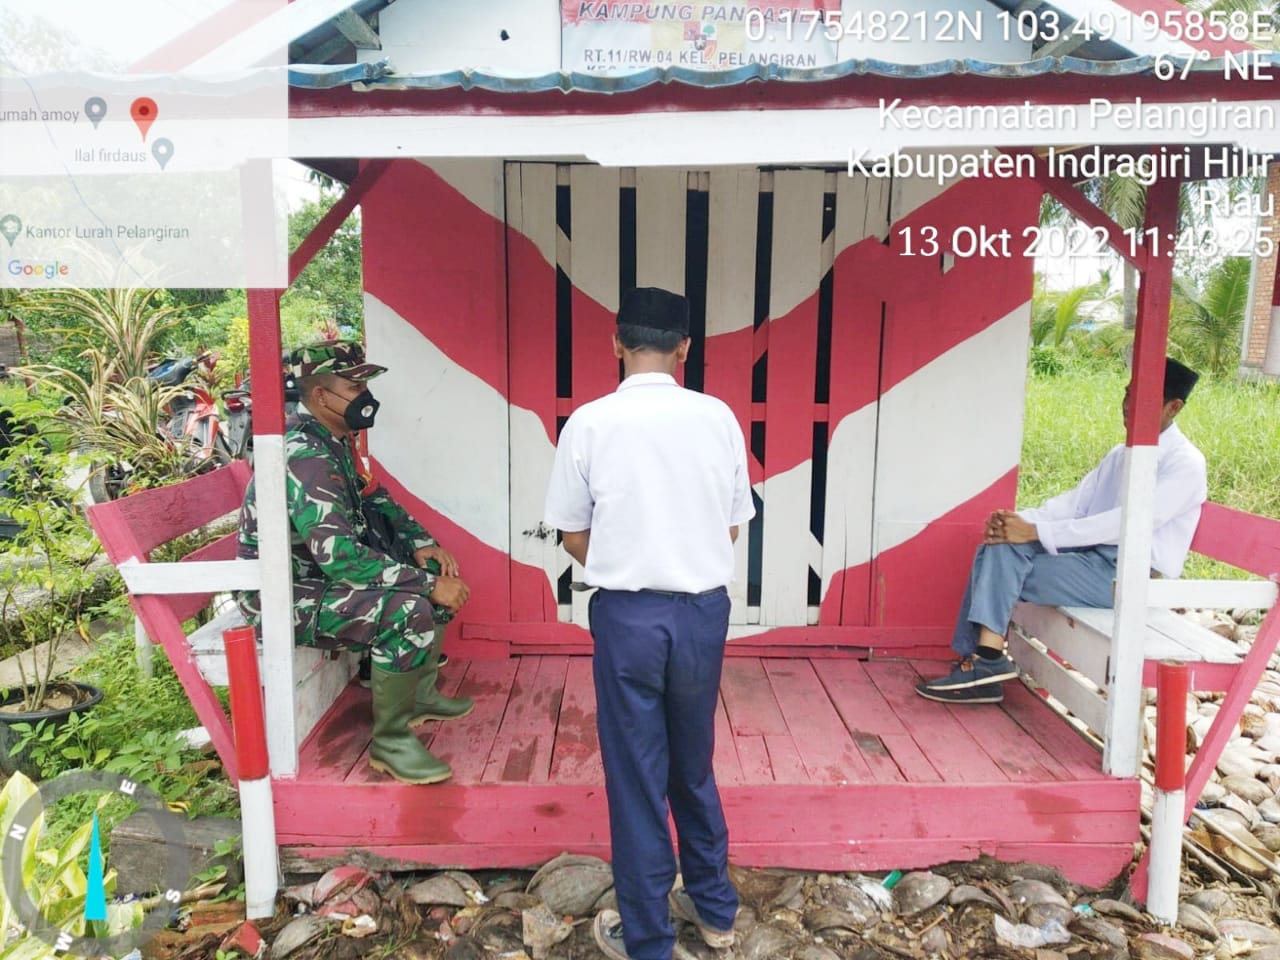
[
  {"xmin": 544, "ymin": 287, "xmax": 755, "ymax": 960},
  {"xmin": 917, "ymin": 357, "xmax": 1207, "ymax": 704}
]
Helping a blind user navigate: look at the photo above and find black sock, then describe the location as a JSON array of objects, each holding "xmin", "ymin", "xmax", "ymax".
[{"xmin": 976, "ymin": 647, "xmax": 1004, "ymax": 660}]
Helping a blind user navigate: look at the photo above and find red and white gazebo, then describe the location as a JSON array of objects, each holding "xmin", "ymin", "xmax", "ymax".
[{"xmin": 89, "ymin": 0, "xmax": 1280, "ymax": 904}]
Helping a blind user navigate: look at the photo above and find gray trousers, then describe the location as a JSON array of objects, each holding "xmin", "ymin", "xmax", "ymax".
[{"xmin": 951, "ymin": 542, "xmax": 1119, "ymax": 656}]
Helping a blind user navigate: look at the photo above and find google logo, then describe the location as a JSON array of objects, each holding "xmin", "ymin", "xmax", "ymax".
[{"xmin": 7, "ymin": 259, "xmax": 70, "ymax": 279}]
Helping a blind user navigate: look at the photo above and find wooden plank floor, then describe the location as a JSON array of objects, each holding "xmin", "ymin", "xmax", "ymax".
[{"xmin": 276, "ymin": 656, "xmax": 1139, "ymax": 887}]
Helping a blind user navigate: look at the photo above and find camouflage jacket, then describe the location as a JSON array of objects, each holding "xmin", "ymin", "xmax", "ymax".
[{"xmin": 237, "ymin": 413, "xmax": 438, "ymax": 637}]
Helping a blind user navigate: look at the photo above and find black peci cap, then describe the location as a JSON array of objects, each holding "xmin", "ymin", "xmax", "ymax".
[
  {"xmin": 617, "ymin": 287, "xmax": 690, "ymax": 336},
  {"xmin": 1164, "ymin": 357, "xmax": 1199, "ymax": 402}
]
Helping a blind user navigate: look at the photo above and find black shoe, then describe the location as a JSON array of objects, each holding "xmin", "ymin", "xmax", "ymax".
[
  {"xmin": 920, "ymin": 653, "xmax": 1017, "ymax": 692},
  {"xmin": 915, "ymin": 681, "xmax": 1004, "ymax": 704}
]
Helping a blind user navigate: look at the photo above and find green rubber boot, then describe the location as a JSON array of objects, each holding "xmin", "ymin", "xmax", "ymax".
[
  {"xmin": 368, "ymin": 664, "xmax": 452, "ymax": 784},
  {"xmin": 411, "ymin": 626, "xmax": 474, "ymax": 726}
]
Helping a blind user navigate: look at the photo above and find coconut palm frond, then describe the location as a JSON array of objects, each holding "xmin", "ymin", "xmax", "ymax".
[
  {"xmin": 1171, "ymin": 257, "xmax": 1251, "ymax": 376},
  {"xmin": 1031, "ymin": 276, "xmax": 1116, "ymax": 348},
  {"xmin": 1079, "ymin": 322, "xmax": 1134, "ymax": 361},
  {"xmin": 1040, "ymin": 195, "xmax": 1070, "ymax": 229},
  {"xmin": 1100, "ymin": 175, "xmax": 1148, "ymax": 231}
]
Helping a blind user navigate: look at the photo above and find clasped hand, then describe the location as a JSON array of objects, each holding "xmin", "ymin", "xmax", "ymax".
[
  {"xmin": 414, "ymin": 545, "xmax": 459, "ymax": 576},
  {"xmin": 983, "ymin": 509, "xmax": 1038, "ymax": 545},
  {"xmin": 415, "ymin": 545, "xmax": 470, "ymax": 611}
]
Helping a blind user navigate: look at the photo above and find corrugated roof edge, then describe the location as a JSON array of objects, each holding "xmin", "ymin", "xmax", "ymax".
[{"xmin": 287, "ymin": 52, "xmax": 1280, "ymax": 91}]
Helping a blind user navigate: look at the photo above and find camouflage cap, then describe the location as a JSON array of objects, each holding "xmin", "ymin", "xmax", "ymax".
[{"xmin": 287, "ymin": 340, "xmax": 387, "ymax": 382}]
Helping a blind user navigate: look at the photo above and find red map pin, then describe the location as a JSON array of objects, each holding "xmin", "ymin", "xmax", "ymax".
[{"xmin": 130, "ymin": 97, "xmax": 158, "ymax": 141}]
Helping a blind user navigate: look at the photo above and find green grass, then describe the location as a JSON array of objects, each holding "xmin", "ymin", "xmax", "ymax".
[
  {"xmin": 1020, "ymin": 365, "xmax": 1280, "ymax": 578},
  {"xmin": 0, "ymin": 380, "xmax": 29, "ymax": 406}
]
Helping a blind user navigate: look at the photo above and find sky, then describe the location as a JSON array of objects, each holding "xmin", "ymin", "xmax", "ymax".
[{"xmin": 0, "ymin": 0, "xmax": 247, "ymax": 73}]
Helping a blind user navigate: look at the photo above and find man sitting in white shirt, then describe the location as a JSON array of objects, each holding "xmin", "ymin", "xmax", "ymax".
[{"xmin": 917, "ymin": 357, "xmax": 1207, "ymax": 704}]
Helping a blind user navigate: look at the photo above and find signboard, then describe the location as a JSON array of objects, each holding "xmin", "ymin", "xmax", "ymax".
[{"xmin": 562, "ymin": 1, "xmax": 840, "ymax": 75}]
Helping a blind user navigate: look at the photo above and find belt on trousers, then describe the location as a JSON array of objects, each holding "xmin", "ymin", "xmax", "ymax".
[{"xmin": 570, "ymin": 583, "xmax": 727, "ymax": 599}]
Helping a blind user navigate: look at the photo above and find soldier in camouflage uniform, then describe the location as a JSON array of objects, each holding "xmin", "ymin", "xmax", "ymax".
[{"xmin": 236, "ymin": 340, "xmax": 472, "ymax": 784}]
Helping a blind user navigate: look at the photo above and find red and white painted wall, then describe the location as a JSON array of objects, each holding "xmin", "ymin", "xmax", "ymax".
[{"xmin": 360, "ymin": 158, "xmax": 1040, "ymax": 649}]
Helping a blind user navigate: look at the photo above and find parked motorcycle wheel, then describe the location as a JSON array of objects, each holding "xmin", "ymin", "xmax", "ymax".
[
  {"xmin": 177, "ymin": 432, "xmax": 233, "ymax": 478},
  {"xmin": 86, "ymin": 459, "xmax": 129, "ymax": 504}
]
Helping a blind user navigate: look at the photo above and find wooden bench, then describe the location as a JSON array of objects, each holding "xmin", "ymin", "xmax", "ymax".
[
  {"xmin": 1008, "ymin": 502, "xmax": 1280, "ymax": 756},
  {"xmin": 86, "ymin": 462, "xmax": 355, "ymax": 782}
]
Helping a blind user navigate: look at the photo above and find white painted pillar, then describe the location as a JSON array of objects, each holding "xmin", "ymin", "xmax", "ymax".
[
  {"xmin": 134, "ymin": 616, "xmax": 153, "ymax": 678},
  {"xmin": 1104, "ymin": 446, "xmax": 1157, "ymax": 777},
  {"xmin": 1147, "ymin": 786, "xmax": 1184, "ymax": 924},
  {"xmin": 253, "ymin": 432, "xmax": 298, "ymax": 776}
]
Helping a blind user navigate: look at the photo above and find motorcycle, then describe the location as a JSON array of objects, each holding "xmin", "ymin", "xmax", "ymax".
[
  {"xmin": 86, "ymin": 352, "xmax": 234, "ymax": 503},
  {"xmin": 221, "ymin": 361, "xmax": 301, "ymax": 464}
]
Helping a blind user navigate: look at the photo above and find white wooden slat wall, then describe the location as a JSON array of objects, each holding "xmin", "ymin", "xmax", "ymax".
[
  {"xmin": 706, "ymin": 168, "xmax": 759, "ymax": 626},
  {"xmin": 635, "ymin": 168, "xmax": 687, "ymax": 293},
  {"xmin": 566, "ymin": 166, "xmax": 620, "ymax": 626},
  {"xmin": 506, "ymin": 163, "xmax": 561, "ymax": 613},
  {"xmin": 759, "ymin": 170, "xmax": 826, "ymax": 627},
  {"xmin": 819, "ymin": 173, "xmax": 887, "ymax": 617},
  {"xmin": 507, "ymin": 163, "xmax": 885, "ymax": 631}
]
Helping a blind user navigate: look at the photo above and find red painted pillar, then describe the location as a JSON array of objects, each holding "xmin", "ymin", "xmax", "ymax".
[
  {"xmin": 246, "ymin": 287, "xmax": 298, "ymax": 775},
  {"xmin": 1139, "ymin": 660, "xmax": 1189, "ymax": 922},
  {"xmin": 1127, "ymin": 177, "xmax": 1180, "ymax": 449},
  {"xmin": 247, "ymin": 290, "xmax": 285, "ymax": 436},
  {"xmin": 223, "ymin": 624, "xmax": 278, "ymax": 918},
  {"xmin": 1154, "ymin": 661, "xmax": 1190, "ymax": 793},
  {"xmin": 224, "ymin": 625, "xmax": 269, "ymax": 780}
]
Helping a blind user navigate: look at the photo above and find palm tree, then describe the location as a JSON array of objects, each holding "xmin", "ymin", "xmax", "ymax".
[
  {"xmin": 1038, "ymin": 0, "xmax": 1275, "ymax": 335},
  {"xmin": 1031, "ymin": 273, "xmax": 1117, "ymax": 349},
  {"xmin": 1171, "ymin": 257, "xmax": 1252, "ymax": 376}
]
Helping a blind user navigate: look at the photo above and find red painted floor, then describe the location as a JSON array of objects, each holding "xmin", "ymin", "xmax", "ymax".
[{"xmin": 275, "ymin": 656, "xmax": 1139, "ymax": 887}]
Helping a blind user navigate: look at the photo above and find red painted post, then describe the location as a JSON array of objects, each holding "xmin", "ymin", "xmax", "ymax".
[
  {"xmin": 1155, "ymin": 661, "xmax": 1190, "ymax": 793},
  {"xmin": 247, "ymin": 289, "xmax": 285, "ymax": 436},
  {"xmin": 1144, "ymin": 659, "xmax": 1190, "ymax": 923},
  {"xmin": 223, "ymin": 623, "xmax": 278, "ymax": 919},
  {"xmin": 223, "ymin": 625, "xmax": 269, "ymax": 780},
  {"xmin": 1127, "ymin": 176, "xmax": 1180, "ymax": 448}
]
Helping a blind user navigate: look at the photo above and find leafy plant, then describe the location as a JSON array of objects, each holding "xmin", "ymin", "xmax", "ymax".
[
  {"xmin": 11, "ymin": 623, "xmax": 239, "ymax": 820},
  {"xmin": 0, "ymin": 438, "xmax": 105, "ymax": 712},
  {"xmin": 0, "ymin": 772, "xmax": 143, "ymax": 957},
  {"xmin": 9, "ymin": 285, "xmax": 216, "ymax": 496},
  {"xmin": 192, "ymin": 836, "xmax": 246, "ymax": 903},
  {"xmin": 16, "ymin": 288, "xmax": 185, "ymax": 381}
]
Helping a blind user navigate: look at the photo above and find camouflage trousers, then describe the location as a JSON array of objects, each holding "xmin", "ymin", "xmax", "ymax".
[{"xmin": 237, "ymin": 578, "xmax": 436, "ymax": 674}]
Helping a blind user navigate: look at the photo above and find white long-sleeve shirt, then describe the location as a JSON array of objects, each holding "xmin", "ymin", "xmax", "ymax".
[{"xmin": 1018, "ymin": 422, "xmax": 1207, "ymax": 578}]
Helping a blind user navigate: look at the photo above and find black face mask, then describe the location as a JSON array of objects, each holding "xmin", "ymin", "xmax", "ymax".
[{"xmin": 342, "ymin": 388, "xmax": 380, "ymax": 431}]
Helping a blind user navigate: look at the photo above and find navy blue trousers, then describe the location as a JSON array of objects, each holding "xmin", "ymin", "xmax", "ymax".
[
  {"xmin": 951, "ymin": 542, "xmax": 1119, "ymax": 656},
  {"xmin": 590, "ymin": 587, "xmax": 739, "ymax": 960}
]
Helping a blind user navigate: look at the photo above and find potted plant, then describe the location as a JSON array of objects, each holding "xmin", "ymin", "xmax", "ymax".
[{"xmin": 0, "ymin": 431, "xmax": 109, "ymax": 776}]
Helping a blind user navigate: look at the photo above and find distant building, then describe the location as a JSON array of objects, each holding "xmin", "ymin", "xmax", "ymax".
[
  {"xmin": 0, "ymin": 322, "xmax": 20, "ymax": 373},
  {"xmin": 1241, "ymin": 162, "xmax": 1280, "ymax": 379}
]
